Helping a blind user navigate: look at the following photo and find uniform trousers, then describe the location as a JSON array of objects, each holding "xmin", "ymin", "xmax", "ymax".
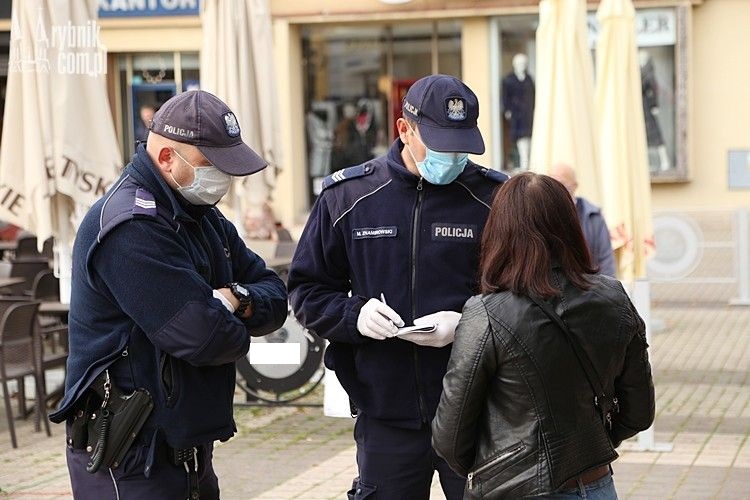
[
  {"xmin": 349, "ymin": 413, "xmax": 465, "ymax": 500},
  {"xmin": 66, "ymin": 439, "xmax": 219, "ymax": 500}
]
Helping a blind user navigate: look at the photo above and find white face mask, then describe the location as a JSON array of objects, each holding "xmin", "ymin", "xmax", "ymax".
[{"xmin": 171, "ymin": 149, "xmax": 232, "ymax": 206}]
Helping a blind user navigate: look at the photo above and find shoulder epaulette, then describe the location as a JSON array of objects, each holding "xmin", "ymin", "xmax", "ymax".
[
  {"xmin": 133, "ymin": 188, "xmax": 158, "ymax": 217},
  {"xmin": 321, "ymin": 162, "xmax": 376, "ymax": 190},
  {"xmin": 97, "ymin": 178, "xmax": 177, "ymax": 243},
  {"xmin": 477, "ymin": 166, "xmax": 509, "ymax": 183}
]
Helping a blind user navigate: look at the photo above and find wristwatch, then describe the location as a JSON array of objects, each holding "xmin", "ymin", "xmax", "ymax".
[{"xmin": 227, "ymin": 282, "xmax": 252, "ymax": 317}]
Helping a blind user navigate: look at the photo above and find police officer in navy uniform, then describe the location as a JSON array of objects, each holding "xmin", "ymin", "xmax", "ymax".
[
  {"xmin": 50, "ymin": 90, "xmax": 288, "ymax": 499},
  {"xmin": 288, "ymin": 75, "xmax": 508, "ymax": 499}
]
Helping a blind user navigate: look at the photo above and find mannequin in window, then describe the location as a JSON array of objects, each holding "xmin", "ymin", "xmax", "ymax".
[
  {"xmin": 355, "ymin": 99, "xmax": 378, "ymax": 160},
  {"xmin": 306, "ymin": 108, "xmax": 333, "ymax": 177},
  {"xmin": 502, "ymin": 53, "xmax": 535, "ymax": 171},
  {"xmin": 639, "ymin": 50, "xmax": 670, "ymax": 172},
  {"xmin": 331, "ymin": 102, "xmax": 373, "ymax": 171}
]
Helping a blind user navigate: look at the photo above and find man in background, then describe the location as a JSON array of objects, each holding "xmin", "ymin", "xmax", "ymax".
[{"xmin": 550, "ymin": 163, "xmax": 616, "ymax": 277}]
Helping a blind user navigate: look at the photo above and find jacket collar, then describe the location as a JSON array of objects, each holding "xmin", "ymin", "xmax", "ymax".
[
  {"xmin": 576, "ymin": 196, "xmax": 601, "ymax": 218},
  {"xmin": 385, "ymin": 139, "xmax": 420, "ymax": 185},
  {"xmin": 126, "ymin": 144, "xmax": 209, "ymax": 221}
]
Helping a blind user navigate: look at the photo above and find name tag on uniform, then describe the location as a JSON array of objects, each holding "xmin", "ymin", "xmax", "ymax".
[
  {"xmin": 432, "ymin": 223, "xmax": 477, "ymax": 242},
  {"xmin": 353, "ymin": 226, "xmax": 398, "ymax": 239}
]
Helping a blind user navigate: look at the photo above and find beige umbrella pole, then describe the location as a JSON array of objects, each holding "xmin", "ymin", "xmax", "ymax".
[{"xmin": 594, "ymin": 0, "xmax": 670, "ymax": 453}]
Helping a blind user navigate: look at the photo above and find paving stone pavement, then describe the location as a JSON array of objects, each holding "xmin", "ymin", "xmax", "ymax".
[{"xmin": 0, "ymin": 304, "xmax": 748, "ymax": 499}]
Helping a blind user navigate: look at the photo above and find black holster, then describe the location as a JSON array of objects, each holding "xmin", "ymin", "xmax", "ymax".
[{"xmin": 71, "ymin": 371, "xmax": 154, "ymax": 473}]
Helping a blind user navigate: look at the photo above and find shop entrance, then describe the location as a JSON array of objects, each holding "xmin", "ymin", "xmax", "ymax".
[{"xmin": 112, "ymin": 52, "xmax": 199, "ymax": 162}]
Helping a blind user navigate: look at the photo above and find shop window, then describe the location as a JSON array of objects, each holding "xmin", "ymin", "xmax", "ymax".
[
  {"xmin": 114, "ymin": 52, "xmax": 199, "ymax": 161},
  {"xmin": 301, "ymin": 21, "xmax": 461, "ymax": 197},
  {"xmin": 492, "ymin": 7, "xmax": 688, "ymax": 182}
]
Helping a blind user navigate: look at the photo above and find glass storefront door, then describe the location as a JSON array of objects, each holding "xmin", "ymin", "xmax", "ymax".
[
  {"xmin": 113, "ymin": 51, "xmax": 199, "ymax": 162},
  {"xmin": 301, "ymin": 21, "xmax": 461, "ymax": 196}
]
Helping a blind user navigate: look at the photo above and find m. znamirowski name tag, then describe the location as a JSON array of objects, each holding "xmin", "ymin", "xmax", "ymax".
[{"xmin": 352, "ymin": 226, "xmax": 398, "ymax": 239}]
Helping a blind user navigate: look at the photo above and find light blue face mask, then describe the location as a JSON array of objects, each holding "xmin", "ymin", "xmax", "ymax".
[
  {"xmin": 406, "ymin": 125, "xmax": 468, "ymax": 185},
  {"xmin": 413, "ymin": 148, "xmax": 468, "ymax": 185}
]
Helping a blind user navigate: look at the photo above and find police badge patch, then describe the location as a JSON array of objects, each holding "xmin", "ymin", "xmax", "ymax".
[
  {"xmin": 223, "ymin": 112, "xmax": 241, "ymax": 137},
  {"xmin": 445, "ymin": 98, "xmax": 466, "ymax": 121}
]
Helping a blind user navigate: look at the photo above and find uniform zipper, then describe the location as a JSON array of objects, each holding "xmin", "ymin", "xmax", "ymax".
[
  {"xmin": 467, "ymin": 442, "xmax": 526, "ymax": 490},
  {"xmin": 122, "ymin": 346, "xmax": 137, "ymax": 388},
  {"xmin": 411, "ymin": 177, "xmax": 428, "ymax": 422},
  {"xmin": 191, "ymin": 219, "xmax": 215, "ymax": 284}
]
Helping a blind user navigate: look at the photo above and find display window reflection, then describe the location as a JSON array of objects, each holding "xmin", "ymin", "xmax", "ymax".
[
  {"xmin": 493, "ymin": 7, "xmax": 688, "ymax": 181},
  {"xmin": 301, "ymin": 22, "xmax": 461, "ymax": 197}
]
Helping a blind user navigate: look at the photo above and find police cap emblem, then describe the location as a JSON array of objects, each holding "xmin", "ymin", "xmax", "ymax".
[
  {"xmin": 223, "ymin": 112, "xmax": 241, "ymax": 137},
  {"xmin": 445, "ymin": 98, "xmax": 466, "ymax": 121}
]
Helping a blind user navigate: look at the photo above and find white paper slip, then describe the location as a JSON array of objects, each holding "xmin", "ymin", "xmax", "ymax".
[
  {"xmin": 394, "ymin": 324, "xmax": 437, "ymax": 336},
  {"xmin": 248, "ymin": 343, "xmax": 301, "ymax": 365}
]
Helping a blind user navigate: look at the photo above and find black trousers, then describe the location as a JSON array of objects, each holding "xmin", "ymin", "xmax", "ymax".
[
  {"xmin": 349, "ymin": 413, "xmax": 465, "ymax": 500},
  {"xmin": 66, "ymin": 438, "xmax": 219, "ymax": 500}
]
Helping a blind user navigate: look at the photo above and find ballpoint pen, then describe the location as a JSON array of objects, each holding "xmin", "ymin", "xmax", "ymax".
[{"xmin": 380, "ymin": 292, "xmax": 396, "ymax": 329}]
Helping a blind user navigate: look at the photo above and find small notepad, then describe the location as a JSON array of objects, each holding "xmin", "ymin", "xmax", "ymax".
[{"xmin": 394, "ymin": 324, "xmax": 437, "ymax": 336}]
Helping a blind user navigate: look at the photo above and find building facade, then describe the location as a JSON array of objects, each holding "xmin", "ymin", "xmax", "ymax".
[{"xmin": 1, "ymin": 0, "xmax": 748, "ymax": 300}]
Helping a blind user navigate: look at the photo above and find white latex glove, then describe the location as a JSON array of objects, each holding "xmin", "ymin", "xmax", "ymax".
[
  {"xmin": 213, "ymin": 289, "xmax": 236, "ymax": 313},
  {"xmin": 399, "ymin": 311, "xmax": 461, "ymax": 348},
  {"xmin": 357, "ymin": 298, "xmax": 405, "ymax": 340}
]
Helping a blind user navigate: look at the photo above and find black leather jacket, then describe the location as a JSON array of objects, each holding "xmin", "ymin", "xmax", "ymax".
[{"xmin": 432, "ymin": 272, "xmax": 655, "ymax": 498}]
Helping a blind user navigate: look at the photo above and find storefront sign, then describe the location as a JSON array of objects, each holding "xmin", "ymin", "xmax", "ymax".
[
  {"xmin": 98, "ymin": 0, "xmax": 200, "ymax": 18},
  {"xmin": 588, "ymin": 8, "xmax": 676, "ymax": 47},
  {"xmin": 728, "ymin": 150, "xmax": 750, "ymax": 189}
]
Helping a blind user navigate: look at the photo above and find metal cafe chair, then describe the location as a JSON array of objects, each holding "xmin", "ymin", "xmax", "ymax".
[
  {"xmin": 0, "ymin": 297, "xmax": 35, "ymax": 419},
  {"xmin": 41, "ymin": 237, "xmax": 54, "ymax": 261},
  {"xmin": 0, "ymin": 301, "xmax": 50, "ymax": 448},
  {"xmin": 6, "ymin": 259, "xmax": 51, "ymax": 296},
  {"xmin": 14, "ymin": 236, "xmax": 40, "ymax": 260},
  {"xmin": 31, "ymin": 270, "xmax": 68, "ymax": 406}
]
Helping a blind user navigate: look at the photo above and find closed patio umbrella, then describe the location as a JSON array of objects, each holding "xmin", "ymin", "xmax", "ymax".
[
  {"xmin": 595, "ymin": 0, "xmax": 655, "ymax": 282},
  {"xmin": 595, "ymin": 0, "xmax": 668, "ymax": 453},
  {"xmin": 529, "ymin": 0, "xmax": 601, "ymax": 205},
  {"xmin": 0, "ymin": 0, "xmax": 121, "ymax": 301},
  {"xmin": 201, "ymin": 0, "xmax": 282, "ymax": 235}
]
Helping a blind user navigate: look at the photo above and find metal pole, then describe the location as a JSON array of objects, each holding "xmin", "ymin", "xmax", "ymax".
[
  {"xmin": 632, "ymin": 279, "xmax": 673, "ymax": 452},
  {"xmin": 54, "ymin": 196, "xmax": 72, "ymax": 304},
  {"xmin": 730, "ymin": 208, "xmax": 750, "ymax": 306}
]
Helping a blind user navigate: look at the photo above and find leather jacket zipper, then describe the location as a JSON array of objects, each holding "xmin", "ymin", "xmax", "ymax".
[
  {"xmin": 411, "ymin": 177, "xmax": 429, "ymax": 422},
  {"xmin": 467, "ymin": 442, "xmax": 526, "ymax": 490}
]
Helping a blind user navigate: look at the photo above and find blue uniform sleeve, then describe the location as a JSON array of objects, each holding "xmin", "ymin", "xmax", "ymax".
[
  {"xmin": 591, "ymin": 213, "xmax": 616, "ymax": 278},
  {"xmin": 91, "ymin": 219, "xmax": 251, "ymax": 366},
  {"xmin": 220, "ymin": 217, "xmax": 288, "ymax": 336},
  {"xmin": 287, "ymin": 193, "xmax": 368, "ymax": 344}
]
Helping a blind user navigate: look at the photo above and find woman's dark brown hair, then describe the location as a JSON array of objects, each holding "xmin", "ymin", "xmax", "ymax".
[{"xmin": 479, "ymin": 172, "xmax": 597, "ymax": 298}]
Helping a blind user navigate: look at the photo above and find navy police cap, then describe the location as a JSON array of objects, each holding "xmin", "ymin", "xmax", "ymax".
[
  {"xmin": 402, "ymin": 74, "xmax": 485, "ymax": 155},
  {"xmin": 150, "ymin": 90, "xmax": 267, "ymax": 176}
]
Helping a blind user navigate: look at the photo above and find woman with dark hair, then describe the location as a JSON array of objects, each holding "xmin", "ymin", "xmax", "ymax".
[{"xmin": 432, "ymin": 173, "xmax": 655, "ymax": 499}]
